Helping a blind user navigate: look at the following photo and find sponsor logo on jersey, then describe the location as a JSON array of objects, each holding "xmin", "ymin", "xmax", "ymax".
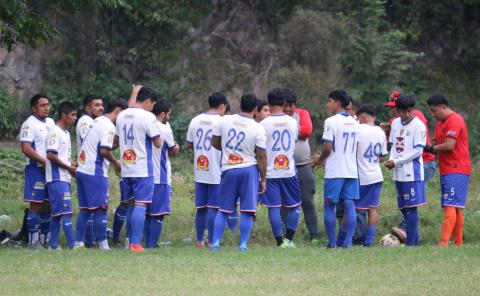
[
  {"xmin": 227, "ymin": 153, "xmax": 244, "ymax": 165},
  {"xmin": 273, "ymin": 154, "xmax": 289, "ymax": 170},
  {"xmin": 122, "ymin": 149, "xmax": 137, "ymax": 165},
  {"xmin": 196, "ymin": 155, "xmax": 209, "ymax": 171}
]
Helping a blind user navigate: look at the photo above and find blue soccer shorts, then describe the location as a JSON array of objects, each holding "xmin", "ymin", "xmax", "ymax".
[
  {"xmin": 24, "ymin": 165, "xmax": 48, "ymax": 203},
  {"xmin": 147, "ymin": 184, "xmax": 171, "ymax": 216},
  {"xmin": 355, "ymin": 182, "xmax": 383, "ymax": 210},
  {"xmin": 262, "ymin": 176, "xmax": 301, "ymax": 208},
  {"xmin": 218, "ymin": 165, "xmax": 259, "ymax": 214},
  {"xmin": 195, "ymin": 182, "xmax": 220, "ymax": 209},
  {"xmin": 121, "ymin": 177, "xmax": 154, "ymax": 204},
  {"xmin": 76, "ymin": 172, "xmax": 109, "ymax": 210},
  {"xmin": 395, "ymin": 181, "xmax": 426, "ymax": 209},
  {"xmin": 324, "ymin": 178, "xmax": 359, "ymax": 204},
  {"xmin": 440, "ymin": 174, "xmax": 470, "ymax": 208},
  {"xmin": 46, "ymin": 181, "xmax": 73, "ymax": 217}
]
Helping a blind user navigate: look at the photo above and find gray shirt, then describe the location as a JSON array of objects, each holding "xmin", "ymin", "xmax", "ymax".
[{"xmin": 292, "ymin": 112, "xmax": 311, "ymax": 165}]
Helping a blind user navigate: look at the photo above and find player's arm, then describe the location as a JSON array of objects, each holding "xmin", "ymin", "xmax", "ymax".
[
  {"xmin": 312, "ymin": 141, "xmax": 332, "ymax": 169},
  {"xmin": 212, "ymin": 135, "xmax": 221, "ymax": 151},
  {"xmin": 186, "ymin": 142, "xmax": 193, "ymax": 150},
  {"xmin": 296, "ymin": 108, "xmax": 313, "ymax": 140},
  {"xmin": 385, "ymin": 146, "xmax": 423, "ymax": 169},
  {"xmin": 256, "ymin": 147, "xmax": 267, "ymax": 194},
  {"xmin": 100, "ymin": 148, "xmax": 121, "ymax": 175},
  {"xmin": 47, "ymin": 151, "xmax": 76, "ymax": 176},
  {"xmin": 21, "ymin": 143, "xmax": 46, "ymax": 166},
  {"xmin": 168, "ymin": 144, "xmax": 180, "ymax": 157},
  {"xmin": 425, "ymin": 137, "xmax": 456, "ymax": 153},
  {"xmin": 127, "ymin": 84, "xmax": 142, "ymax": 106},
  {"xmin": 112, "ymin": 135, "xmax": 119, "ymax": 150},
  {"xmin": 152, "ymin": 136, "xmax": 162, "ymax": 149}
]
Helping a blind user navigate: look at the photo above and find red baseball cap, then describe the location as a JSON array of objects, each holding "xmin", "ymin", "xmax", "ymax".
[{"xmin": 385, "ymin": 91, "xmax": 400, "ymax": 107}]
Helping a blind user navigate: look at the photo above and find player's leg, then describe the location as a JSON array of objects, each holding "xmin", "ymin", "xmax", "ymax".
[
  {"xmin": 207, "ymin": 184, "xmax": 221, "ymax": 245},
  {"xmin": 340, "ymin": 179, "xmax": 359, "ymax": 248},
  {"xmin": 324, "ymin": 179, "xmax": 342, "ymax": 248},
  {"xmin": 194, "ymin": 182, "xmax": 208, "ymax": 247},
  {"xmin": 227, "ymin": 207, "xmax": 239, "ymax": 232},
  {"xmin": 264, "ymin": 179, "xmax": 284, "ymax": 246},
  {"xmin": 439, "ymin": 206, "xmax": 456, "ymax": 246},
  {"xmin": 146, "ymin": 184, "xmax": 170, "ymax": 248},
  {"xmin": 297, "ymin": 164, "xmax": 320, "ymax": 242},
  {"xmin": 441, "ymin": 174, "xmax": 469, "ymax": 247},
  {"xmin": 239, "ymin": 212, "xmax": 254, "ymax": 251},
  {"xmin": 74, "ymin": 172, "xmax": 89, "ymax": 248},
  {"xmin": 453, "ymin": 208, "xmax": 464, "ymax": 246},
  {"xmin": 364, "ymin": 207, "xmax": 378, "ymax": 246},
  {"xmin": 92, "ymin": 176, "xmax": 110, "ymax": 250},
  {"xmin": 112, "ymin": 203, "xmax": 128, "ymax": 244},
  {"xmin": 24, "ymin": 166, "xmax": 48, "ymax": 249},
  {"xmin": 129, "ymin": 177, "xmax": 154, "ymax": 252},
  {"xmin": 47, "ymin": 181, "xmax": 61, "ymax": 249},
  {"xmin": 94, "ymin": 209, "xmax": 109, "ymax": 250},
  {"xmin": 61, "ymin": 213, "xmax": 75, "ymax": 249},
  {"xmin": 282, "ymin": 176, "xmax": 302, "ymax": 247},
  {"xmin": 206, "ymin": 208, "xmax": 217, "ymax": 246},
  {"xmin": 38, "ymin": 202, "xmax": 51, "ymax": 247},
  {"xmin": 27, "ymin": 202, "xmax": 42, "ymax": 249},
  {"xmin": 84, "ymin": 214, "xmax": 96, "ymax": 248},
  {"xmin": 49, "ymin": 215, "xmax": 61, "ymax": 249},
  {"xmin": 237, "ymin": 166, "xmax": 259, "ymax": 251},
  {"xmin": 404, "ymin": 207, "xmax": 419, "ymax": 246}
]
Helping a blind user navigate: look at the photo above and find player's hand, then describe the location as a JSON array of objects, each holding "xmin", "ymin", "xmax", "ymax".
[
  {"xmin": 384, "ymin": 160, "xmax": 396, "ymax": 169},
  {"xmin": 132, "ymin": 84, "xmax": 143, "ymax": 94},
  {"xmin": 67, "ymin": 166, "xmax": 77, "ymax": 177},
  {"xmin": 113, "ymin": 161, "xmax": 121, "ymax": 176},
  {"xmin": 71, "ymin": 160, "xmax": 78, "ymax": 167},
  {"xmin": 258, "ymin": 179, "xmax": 266, "ymax": 194},
  {"xmin": 311, "ymin": 155, "xmax": 324, "ymax": 169},
  {"xmin": 380, "ymin": 123, "xmax": 391, "ymax": 134}
]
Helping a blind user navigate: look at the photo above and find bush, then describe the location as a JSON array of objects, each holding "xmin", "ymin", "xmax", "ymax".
[{"xmin": 0, "ymin": 88, "xmax": 28, "ymax": 139}]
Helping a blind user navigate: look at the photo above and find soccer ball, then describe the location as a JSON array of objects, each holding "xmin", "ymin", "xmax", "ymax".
[{"xmin": 379, "ymin": 234, "xmax": 401, "ymax": 247}]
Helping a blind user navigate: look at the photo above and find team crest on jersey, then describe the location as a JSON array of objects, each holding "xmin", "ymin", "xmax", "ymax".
[
  {"xmin": 196, "ymin": 155, "xmax": 210, "ymax": 171},
  {"xmin": 122, "ymin": 149, "xmax": 137, "ymax": 165},
  {"xmin": 49, "ymin": 133, "xmax": 57, "ymax": 145},
  {"xmin": 78, "ymin": 151, "xmax": 86, "ymax": 165},
  {"xmin": 227, "ymin": 153, "xmax": 244, "ymax": 165},
  {"xmin": 273, "ymin": 154, "xmax": 289, "ymax": 170},
  {"xmin": 395, "ymin": 136, "xmax": 405, "ymax": 153}
]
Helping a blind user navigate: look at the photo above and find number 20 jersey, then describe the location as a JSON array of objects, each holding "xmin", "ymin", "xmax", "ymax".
[
  {"xmin": 186, "ymin": 113, "xmax": 222, "ymax": 184},
  {"xmin": 356, "ymin": 124, "xmax": 388, "ymax": 185},
  {"xmin": 260, "ymin": 114, "xmax": 298, "ymax": 179}
]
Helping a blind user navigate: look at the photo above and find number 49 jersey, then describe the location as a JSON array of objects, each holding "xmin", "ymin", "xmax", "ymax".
[
  {"xmin": 356, "ymin": 124, "xmax": 388, "ymax": 185},
  {"xmin": 260, "ymin": 114, "xmax": 298, "ymax": 179},
  {"xmin": 186, "ymin": 113, "xmax": 222, "ymax": 184}
]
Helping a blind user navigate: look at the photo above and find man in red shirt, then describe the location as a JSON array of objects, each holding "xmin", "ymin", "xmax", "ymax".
[{"xmin": 425, "ymin": 95, "xmax": 471, "ymax": 246}]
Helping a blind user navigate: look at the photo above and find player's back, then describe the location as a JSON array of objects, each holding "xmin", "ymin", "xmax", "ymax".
[
  {"xmin": 261, "ymin": 114, "xmax": 298, "ymax": 178},
  {"xmin": 357, "ymin": 124, "xmax": 387, "ymax": 185}
]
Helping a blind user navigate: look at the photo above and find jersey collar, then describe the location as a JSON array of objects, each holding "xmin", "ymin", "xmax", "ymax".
[
  {"xmin": 32, "ymin": 114, "xmax": 46, "ymax": 123},
  {"xmin": 337, "ymin": 111, "xmax": 350, "ymax": 117},
  {"xmin": 401, "ymin": 115, "xmax": 416, "ymax": 126}
]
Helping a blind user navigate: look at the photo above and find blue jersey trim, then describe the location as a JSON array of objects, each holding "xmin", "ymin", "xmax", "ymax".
[
  {"xmin": 270, "ymin": 113, "xmax": 286, "ymax": 117},
  {"xmin": 400, "ymin": 115, "xmax": 416, "ymax": 126},
  {"xmin": 145, "ymin": 134, "xmax": 154, "ymax": 177},
  {"xmin": 321, "ymin": 138, "xmax": 333, "ymax": 143},
  {"xmin": 95, "ymin": 143, "xmax": 104, "ymax": 176},
  {"xmin": 160, "ymin": 143, "xmax": 169, "ymax": 184},
  {"xmin": 413, "ymin": 156, "xmax": 421, "ymax": 181}
]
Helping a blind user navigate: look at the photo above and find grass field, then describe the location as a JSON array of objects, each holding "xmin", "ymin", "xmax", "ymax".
[{"xmin": 1, "ymin": 145, "xmax": 480, "ymax": 295}]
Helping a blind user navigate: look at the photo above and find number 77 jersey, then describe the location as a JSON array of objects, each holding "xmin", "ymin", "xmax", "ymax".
[{"xmin": 321, "ymin": 112, "xmax": 360, "ymax": 179}]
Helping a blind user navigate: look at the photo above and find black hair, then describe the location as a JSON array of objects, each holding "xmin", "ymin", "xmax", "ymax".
[
  {"xmin": 57, "ymin": 101, "xmax": 76, "ymax": 117},
  {"xmin": 427, "ymin": 94, "xmax": 449, "ymax": 107},
  {"xmin": 83, "ymin": 94, "xmax": 102, "ymax": 108},
  {"xmin": 395, "ymin": 94, "xmax": 415, "ymax": 110},
  {"xmin": 348, "ymin": 96, "xmax": 358, "ymax": 109},
  {"xmin": 30, "ymin": 94, "xmax": 48, "ymax": 107},
  {"xmin": 328, "ymin": 90, "xmax": 350, "ymax": 108},
  {"xmin": 283, "ymin": 88, "xmax": 297, "ymax": 104},
  {"xmin": 152, "ymin": 96, "xmax": 171, "ymax": 116},
  {"xmin": 267, "ymin": 88, "xmax": 286, "ymax": 106},
  {"xmin": 240, "ymin": 92, "xmax": 258, "ymax": 112},
  {"xmin": 105, "ymin": 98, "xmax": 128, "ymax": 113},
  {"xmin": 208, "ymin": 92, "xmax": 227, "ymax": 108},
  {"xmin": 256, "ymin": 99, "xmax": 268, "ymax": 112},
  {"xmin": 357, "ymin": 105, "xmax": 376, "ymax": 117},
  {"xmin": 225, "ymin": 101, "xmax": 231, "ymax": 113},
  {"xmin": 137, "ymin": 86, "xmax": 158, "ymax": 103}
]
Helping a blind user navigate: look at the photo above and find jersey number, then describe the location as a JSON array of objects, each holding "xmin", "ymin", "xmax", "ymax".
[
  {"xmin": 342, "ymin": 132, "xmax": 357, "ymax": 154},
  {"xmin": 363, "ymin": 142, "xmax": 382, "ymax": 163},
  {"xmin": 195, "ymin": 128, "xmax": 212, "ymax": 151},
  {"xmin": 122, "ymin": 124, "xmax": 135, "ymax": 145},
  {"xmin": 225, "ymin": 128, "xmax": 245, "ymax": 152},
  {"xmin": 272, "ymin": 130, "xmax": 291, "ymax": 152}
]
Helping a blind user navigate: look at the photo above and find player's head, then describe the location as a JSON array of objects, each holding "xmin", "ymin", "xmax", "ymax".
[
  {"xmin": 385, "ymin": 91, "xmax": 401, "ymax": 117},
  {"xmin": 395, "ymin": 94, "xmax": 415, "ymax": 122},
  {"xmin": 105, "ymin": 98, "xmax": 128, "ymax": 124},
  {"xmin": 152, "ymin": 96, "xmax": 171, "ymax": 124},
  {"xmin": 57, "ymin": 101, "xmax": 77, "ymax": 126},
  {"xmin": 427, "ymin": 94, "xmax": 451, "ymax": 121},
  {"xmin": 283, "ymin": 88, "xmax": 297, "ymax": 116},
  {"xmin": 240, "ymin": 92, "xmax": 258, "ymax": 113},
  {"xmin": 327, "ymin": 90, "xmax": 349, "ymax": 114},
  {"xmin": 357, "ymin": 105, "xmax": 376, "ymax": 124},
  {"xmin": 208, "ymin": 92, "xmax": 228, "ymax": 115},
  {"xmin": 345, "ymin": 96, "xmax": 357, "ymax": 116},
  {"xmin": 30, "ymin": 93, "xmax": 50, "ymax": 119},
  {"xmin": 224, "ymin": 101, "xmax": 231, "ymax": 115},
  {"xmin": 267, "ymin": 88, "xmax": 286, "ymax": 107},
  {"xmin": 136, "ymin": 86, "xmax": 158, "ymax": 111},
  {"xmin": 255, "ymin": 99, "xmax": 270, "ymax": 122},
  {"xmin": 83, "ymin": 94, "xmax": 104, "ymax": 118}
]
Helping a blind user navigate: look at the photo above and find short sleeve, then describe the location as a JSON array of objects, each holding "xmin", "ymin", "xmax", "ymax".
[
  {"xmin": 145, "ymin": 113, "xmax": 161, "ymax": 139},
  {"xmin": 100, "ymin": 122, "xmax": 115, "ymax": 149},
  {"xmin": 413, "ymin": 121, "xmax": 427, "ymax": 148},
  {"xmin": 186, "ymin": 119, "xmax": 194, "ymax": 144},
  {"xmin": 46, "ymin": 129, "xmax": 59, "ymax": 153},
  {"xmin": 381, "ymin": 131, "xmax": 388, "ymax": 156},
  {"xmin": 19, "ymin": 120, "xmax": 34, "ymax": 143},
  {"xmin": 292, "ymin": 119, "xmax": 299, "ymax": 141},
  {"xmin": 442, "ymin": 117, "xmax": 462, "ymax": 140},
  {"xmin": 161, "ymin": 125, "xmax": 176, "ymax": 148},
  {"xmin": 321, "ymin": 118, "xmax": 334, "ymax": 142},
  {"xmin": 213, "ymin": 117, "xmax": 222, "ymax": 137},
  {"xmin": 255, "ymin": 124, "xmax": 267, "ymax": 150}
]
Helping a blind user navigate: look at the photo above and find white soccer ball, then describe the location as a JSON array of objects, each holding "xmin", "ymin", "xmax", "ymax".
[{"xmin": 380, "ymin": 234, "xmax": 401, "ymax": 247}]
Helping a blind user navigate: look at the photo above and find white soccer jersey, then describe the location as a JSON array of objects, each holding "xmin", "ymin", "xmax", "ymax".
[
  {"xmin": 19, "ymin": 115, "xmax": 55, "ymax": 168},
  {"xmin": 76, "ymin": 114, "xmax": 93, "ymax": 148},
  {"xmin": 153, "ymin": 121, "xmax": 176, "ymax": 185},
  {"xmin": 389, "ymin": 116, "xmax": 426, "ymax": 182},
  {"xmin": 46, "ymin": 125, "xmax": 72, "ymax": 183},
  {"xmin": 213, "ymin": 114, "xmax": 266, "ymax": 171},
  {"xmin": 77, "ymin": 116, "xmax": 115, "ymax": 177},
  {"xmin": 116, "ymin": 107, "xmax": 161, "ymax": 178},
  {"xmin": 260, "ymin": 114, "xmax": 298, "ymax": 179},
  {"xmin": 321, "ymin": 112, "xmax": 360, "ymax": 179},
  {"xmin": 186, "ymin": 113, "xmax": 222, "ymax": 184},
  {"xmin": 357, "ymin": 124, "xmax": 388, "ymax": 185}
]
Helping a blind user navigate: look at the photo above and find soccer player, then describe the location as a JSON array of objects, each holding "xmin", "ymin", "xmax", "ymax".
[
  {"xmin": 283, "ymin": 89, "xmax": 320, "ymax": 244},
  {"xmin": 312, "ymin": 90, "xmax": 360, "ymax": 248},
  {"xmin": 45, "ymin": 102, "xmax": 78, "ymax": 249},
  {"xmin": 76, "ymin": 94, "xmax": 104, "ymax": 247},
  {"xmin": 254, "ymin": 99, "xmax": 270, "ymax": 122},
  {"xmin": 74, "ymin": 98, "xmax": 128, "ymax": 250},
  {"xmin": 425, "ymin": 95, "xmax": 471, "ymax": 247},
  {"xmin": 186, "ymin": 92, "xmax": 227, "ymax": 248},
  {"xmin": 115, "ymin": 86, "xmax": 162, "ymax": 252},
  {"xmin": 145, "ymin": 98, "xmax": 180, "ymax": 248},
  {"xmin": 19, "ymin": 94, "xmax": 55, "ymax": 249},
  {"xmin": 211, "ymin": 92, "xmax": 267, "ymax": 252},
  {"xmin": 355, "ymin": 105, "xmax": 388, "ymax": 246},
  {"xmin": 384, "ymin": 94, "xmax": 427, "ymax": 246},
  {"xmin": 261, "ymin": 88, "xmax": 301, "ymax": 247}
]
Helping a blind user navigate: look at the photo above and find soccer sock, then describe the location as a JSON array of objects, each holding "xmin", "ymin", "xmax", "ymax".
[
  {"xmin": 324, "ymin": 202, "xmax": 337, "ymax": 247},
  {"xmin": 268, "ymin": 207, "xmax": 284, "ymax": 245},
  {"xmin": 285, "ymin": 206, "xmax": 301, "ymax": 241},
  {"xmin": 336, "ymin": 227, "xmax": 347, "ymax": 247},
  {"xmin": 195, "ymin": 208, "xmax": 207, "ymax": 243},
  {"xmin": 147, "ymin": 216, "xmax": 164, "ymax": 248},
  {"xmin": 342, "ymin": 199, "xmax": 357, "ymax": 248},
  {"xmin": 85, "ymin": 213, "xmax": 95, "ymax": 246},
  {"xmin": 405, "ymin": 207, "xmax": 419, "ymax": 246},
  {"xmin": 27, "ymin": 212, "xmax": 40, "ymax": 244},
  {"xmin": 94, "ymin": 210, "xmax": 108, "ymax": 241},
  {"xmin": 130, "ymin": 205, "xmax": 147, "ymax": 245},
  {"xmin": 126, "ymin": 205, "xmax": 134, "ymax": 240},
  {"xmin": 144, "ymin": 215, "xmax": 151, "ymax": 246},
  {"xmin": 439, "ymin": 206, "xmax": 456, "ymax": 246},
  {"xmin": 39, "ymin": 212, "xmax": 51, "ymax": 243},
  {"xmin": 364, "ymin": 224, "xmax": 377, "ymax": 246},
  {"xmin": 207, "ymin": 208, "xmax": 218, "ymax": 244},
  {"xmin": 49, "ymin": 216, "xmax": 61, "ymax": 249},
  {"xmin": 239, "ymin": 212, "xmax": 254, "ymax": 249},
  {"xmin": 453, "ymin": 208, "xmax": 464, "ymax": 246},
  {"xmin": 227, "ymin": 208, "xmax": 239, "ymax": 232},
  {"xmin": 61, "ymin": 214, "xmax": 75, "ymax": 249},
  {"xmin": 75, "ymin": 210, "xmax": 90, "ymax": 242},
  {"xmin": 212, "ymin": 211, "xmax": 228, "ymax": 248},
  {"xmin": 112, "ymin": 206, "xmax": 127, "ymax": 242}
]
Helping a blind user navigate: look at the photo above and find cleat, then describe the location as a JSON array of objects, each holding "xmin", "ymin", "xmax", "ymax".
[
  {"xmin": 280, "ymin": 239, "xmax": 296, "ymax": 249},
  {"xmin": 48, "ymin": 245, "xmax": 62, "ymax": 251},
  {"xmin": 28, "ymin": 241, "xmax": 44, "ymax": 250},
  {"xmin": 391, "ymin": 227, "xmax": 406, "ymax": 244},
  {"xmin": 238, "ymin": 246, "xmax": 248, "ymax": 252},
  {"xmin": 124, "ymin": 238, "xmax": 130, "ymax": 250},
  {"xmin": 99, "ymin": 240, "xmax": 110, "ymax": 250},
  {"xmin": 310, "ymin": 239, "xmax": 321, "ymax": 246},
  {"xmin": 210, "ymin": 245, "xmax": 219, "ymax": 252},
  {"xmin": 195, "ymin": 242, "xmax": 205, "ymax": 249},
  {"xmin": 326, "ymin": 244, "xmax": 336, "ymax": 249},
  {"xmin": 73, "ymin": 241, "xmax": 85, "ymax": 250},
  {"xmin": 129, "ymin": 244, "xmax": 144, "ymax": 252}
]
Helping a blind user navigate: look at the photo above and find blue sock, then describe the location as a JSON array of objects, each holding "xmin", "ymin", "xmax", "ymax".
[
  {"xmin": 112, "ymin": 206, "xmax": 127, "ymax": 242},
  {"xmin": 212, "ymin": 211, "xmax": 228, "ymax": 248},
  {"xmin": 147, "ymin": 216, "xmax": 164, "ymax": 248},
  {"xmin": 227, "ymin": 208, "xmax": 239, "ymax": 232},
  {"xmin": 144, "ymin": 216, "xmax": 151, "ymax": 246},
  {"xmin": 49, "ymin": 216, "xmax": 61, "ymax": 249},
  {"xmin": 126, "ymin": 205, "xmax": 134, "ymax": 240},
  {"xmin": 62, "ymin": 214, "xmax": 75, "ymax": 249},
  {"xmin": 195, "ymin": 208, "xmax": 207, "ymax": 243},
  {"xmin": 239, "ymin": 212, "xmax": 254, "ymax": 249},
  {"xmin": 207, "ymin": 208, "xmax": 218, "ymax": 244},
  {"xmin": 75, "ymin": 210, "xmax": 90, "ymax": 242},
  {"xmin": 364, "ymin": 224, "xmax": 377, "ymax": 246},
  {"xmin": 94, "ymin": 210, "xmax": 108, "ymax": 241},
  {"xmin": 342, "ymin": 199, "xmax": 357, "ymax": 248},
  {"xmin": 286, "ymin": 206, "xmax": 300, "ymax": 232},
  {"xmin": 405, "ymin": 207, "xmax": 419, "ymax": 246},
  {"xmin": 85, "ymin": 213, "xmax": 95, "ymax": 246},
  {"xmin": 268, "ymin": 207, "xmax": 283, "ymax": 238},
  {"xmin": 324, "ymin": 202, "xmax": 337, "ymax": 247},
  {"xmin": 39, "ymin": 212, "xmax": 50, "ymax": 237},
  {"xmin": 130, "ymin": 205, "xmax": 147, "ymax": 245},
  {"xmin": 336, "ymin": 227, "xmax": 347, "ymax": 246},
  {"xmin": 27, "ymin": 212, "xmax": 40, "ymax": 243}
]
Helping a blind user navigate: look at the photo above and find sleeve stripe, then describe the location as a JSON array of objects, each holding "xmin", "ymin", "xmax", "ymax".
[{"xmin": 321, "ymin": 138, "xmax": 333, "ymax": 143}]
